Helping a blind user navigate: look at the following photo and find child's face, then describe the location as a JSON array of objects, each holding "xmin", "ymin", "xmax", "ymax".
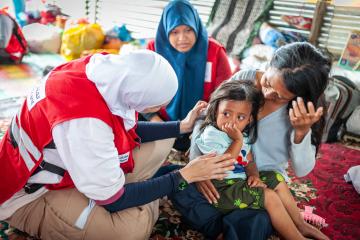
[
  {"xmin": 216, "ymin": 100, "xmax": 252, "ymax": 132},
  {"xmin": 168, "ymin": 25, "xmax": 197, "ymax": 53}
]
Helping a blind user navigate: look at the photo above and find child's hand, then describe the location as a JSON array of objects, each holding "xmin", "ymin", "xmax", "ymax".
[
  {"xmin": 222, "ymin": 123, "xmax": 243, "ymax": 142},
  {"xmin": 196, "ymin": 180, "xmax": 220, "ymax": 204},
  {"xmin": 180, "ymin": 101, "xmax": 208, "ymax": 133},
  {"xmin": 247, "ymin": 175, "xmax": 267, "ymax": 188}
]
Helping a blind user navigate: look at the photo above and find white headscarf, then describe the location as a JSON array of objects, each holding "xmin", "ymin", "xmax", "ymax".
[{"xmin": 86, "ymin": 50, "xmax": 178, "ymax": 130}]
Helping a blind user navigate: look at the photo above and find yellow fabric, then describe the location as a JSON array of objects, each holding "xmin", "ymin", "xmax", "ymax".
[{"xmin": 61, "ymin": 23, "xmax": 105, "ymax": 61}]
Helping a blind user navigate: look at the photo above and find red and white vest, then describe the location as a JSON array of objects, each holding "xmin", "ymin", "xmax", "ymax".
[
  {"xmin": 147, "ymin": 38, "xmax": 225, "ymax": 102},
  {"xmin": 0, "ymin": 55, "xmax": 139, "ymax": 204},
  {"xmin": 147, "ymin": 38, "xmax": 226, "ymax": 120}
]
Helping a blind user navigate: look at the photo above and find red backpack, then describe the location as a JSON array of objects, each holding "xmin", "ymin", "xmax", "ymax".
[{"xmin": 0, "ymin": 9, "xmax": 28, "ymax": 64}]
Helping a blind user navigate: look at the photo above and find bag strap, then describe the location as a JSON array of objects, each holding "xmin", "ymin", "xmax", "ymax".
[{"xmin": 24, "ymin": 161, "xmax": 66, "ymax": 194}]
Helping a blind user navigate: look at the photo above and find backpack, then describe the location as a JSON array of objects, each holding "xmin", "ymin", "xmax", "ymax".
[
  {"xmin": 322, "ymin": 75, "xmax": 360, "ymax": 142},
  {"xmin": 344, "ymin": 106, "xmax": 360, "ymax": 142},
  {"xmin": 0, "ymin": 9, "xmax": 27, "ymax": 64}
]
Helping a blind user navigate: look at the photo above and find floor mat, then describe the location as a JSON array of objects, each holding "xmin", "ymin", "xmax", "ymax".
[
  {"xmin": 0, "ymin": 117, "xmax": 359, "ymax": 240},
  {"xmin": 294, "ymin": 144, "xmax": 360, "ymax": 240},
  {"xmin": 150, "ymin": 143, "xmax": 360, "ymax": 240}
]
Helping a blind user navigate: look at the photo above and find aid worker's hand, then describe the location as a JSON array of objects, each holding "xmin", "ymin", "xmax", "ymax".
[
  {"xmin": 179, "ymin": 153, "xmax": 235, "ymax": 183},
  {"xmin": 180, "ymin": 101, "xmax": 208, "ymax": 133}
]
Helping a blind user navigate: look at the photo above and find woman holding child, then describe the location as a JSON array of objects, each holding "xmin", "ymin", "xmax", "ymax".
[{"xmin": 170, "ymin": 41, "xmax": 331, "ymax": 240}]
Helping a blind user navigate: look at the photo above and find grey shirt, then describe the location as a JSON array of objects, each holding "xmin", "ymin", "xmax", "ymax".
[{"xmin": 190, "ymin": 70, "xmax": 316, "ymax": 180}]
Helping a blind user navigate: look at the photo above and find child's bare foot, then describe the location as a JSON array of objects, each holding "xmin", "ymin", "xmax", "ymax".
[{"xmin": 298, "ymin": 221, "xmax": 329, "ymax": 240}]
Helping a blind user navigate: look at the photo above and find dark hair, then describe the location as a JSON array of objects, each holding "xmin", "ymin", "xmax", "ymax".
[
  {"xmin": 201, "ymin": 80, "xmax": 264, "ymax": 144},
  {"xmin": 269, "ymin": 42, "xmax": 332, "ymax": 149}
]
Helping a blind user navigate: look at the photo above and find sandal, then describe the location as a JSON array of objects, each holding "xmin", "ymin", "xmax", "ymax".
[{"xmin": 301, "ymin": 206, "xmax": 328, "ymax": 228}]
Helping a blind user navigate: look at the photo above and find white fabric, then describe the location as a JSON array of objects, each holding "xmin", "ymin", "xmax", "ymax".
[
  {"xmin": 346, "ymin": 106, "xmax": 360, "ymax": 135},
  {"xmin": 22, "ymin": 23, "xmax": 62, "ymax": 53},
  {"xmin": 289, "ymin": 128, "xmax": 316, "ymax": 177},
  {"xmin": 28, "ymin": 149, "xmax": 65, "ymax": 184},
  {"xmin": 52, "ymin": 118, "xmax": 125, "ymax": 201},
  {"xmin": 74, "ymin": 199, "xmax": 96, "ymax": 229},
  {"xmin": 344, "ymin": 165, "xmax": 360, "ymax": 194},
  {"xmin": 85, "ymin": 50, "xmax": 178, "ymax": 130},
  {"xmin": 0, "ymin": 188, "xmax": 48, "ymax": 220}
]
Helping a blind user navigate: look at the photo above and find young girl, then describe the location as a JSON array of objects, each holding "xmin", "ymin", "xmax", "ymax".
[{"xmin": 194, "ymin": 80, "xmax": 329, "ymax": 240}]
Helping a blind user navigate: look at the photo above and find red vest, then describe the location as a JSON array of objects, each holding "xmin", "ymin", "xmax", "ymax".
[
  {"xmin": 0, "ymin": 55, "xmax": 139, "ymax": 204},
  {"xmin": 147, "ymin": 38, "xmax": 225, "ymax": 120}
]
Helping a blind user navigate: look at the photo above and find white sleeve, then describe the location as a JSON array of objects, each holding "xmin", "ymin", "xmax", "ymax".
[
  {"xmin": 289, "ymin": 129, "xmax": 316, "ymax": 177},
  {"xmin": 52, "ymin": 118, "xmax": 125, "ymax": 201}
]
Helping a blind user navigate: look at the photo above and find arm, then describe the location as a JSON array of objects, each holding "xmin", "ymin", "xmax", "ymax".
[
  {"xmin": 104, "ymin": 152, "xmax": 235, "ymax": 212},
  {"xmin": 222, "ymin": 123, "xmax": 243, "ymax": 158},
  {"xmin": 53, "ymin": 118, "xmax": 235, "ymax": 212},
  {"xmin": 52, "ymin": 118, "xmax": 126, "ymax": 202},
  {"xmin": 138, "ymin": 101, "xmax": 209, "ymax": 143},
  {"xmin": 103, "ymin": 171, "xmax": 185, "ymax": 212},
  {"xmin": 245, "ymin": 152, "xmax": 266, "ymax": 188},
  {"xmin": 289, "ymin": 129, "xmax": 316, "ymax": 177},
  {"xmin": 288, "ymin": 97, "xmax": 322, "ymax": 177},
  {"xmin": 136, "ymin": 121, "xmax": 180, "ymax": 143},
  {"xmin": 53, "ymin": 118, "xmax": 182, "ymax": 210},
  {"xmin": 245, "ymin": 153, "xmax": 259, "ymax": 178},
  {"xmin": 224, "ymin": 140, "xmax": 242, "ymax": 159}
]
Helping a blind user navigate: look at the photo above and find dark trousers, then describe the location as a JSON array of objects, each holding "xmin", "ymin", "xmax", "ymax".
[{"xmin": 169, "ymin": 183, "xmax": 274, "ymax": 240}]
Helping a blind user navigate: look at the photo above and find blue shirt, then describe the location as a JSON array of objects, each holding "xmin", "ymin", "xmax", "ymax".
[{"xmin": 195, "ymin": 125, "xmax": 251, "ymax": 179}]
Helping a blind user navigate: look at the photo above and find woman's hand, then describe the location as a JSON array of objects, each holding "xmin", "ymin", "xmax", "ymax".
[
  {"xmin": 179, "ymin": 153, "xmax": 235, "ymax": 183},
  {"xmin": 289, "ymin": 97, "xmax": 323, "ymax": 143},
  {"xmin": 196, "ymin": 180, "xmax": 220, "ymax": 204},
  {"xmin": 247, "ymin": 175, "xmax": 267, "ymax": 188},
  {"xmin": 180, "ymin": 101, "xmax": 207, "ymax": 133},
  {"xmin": 222, "ymin": 123, "xmax": 243, "ymax": 142}
]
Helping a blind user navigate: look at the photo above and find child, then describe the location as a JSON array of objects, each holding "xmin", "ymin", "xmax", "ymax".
[{"xmin": 194, "ymin": 80, "xmax": 329, "ymax": 240}]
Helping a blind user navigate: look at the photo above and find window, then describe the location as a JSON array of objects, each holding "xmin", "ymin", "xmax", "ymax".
[
  {"xmin": 268, "ymin": 0, "xmax": 360, "ymax": 57},
  {"xmin": 79, "ymin": 0, "xmax": 216, "ymax": 39}
]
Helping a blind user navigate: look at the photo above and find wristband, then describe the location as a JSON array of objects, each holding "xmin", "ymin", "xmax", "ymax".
[{"xmin": 174, "ymin": 170, "xmax": 189, "ymax": 191}]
